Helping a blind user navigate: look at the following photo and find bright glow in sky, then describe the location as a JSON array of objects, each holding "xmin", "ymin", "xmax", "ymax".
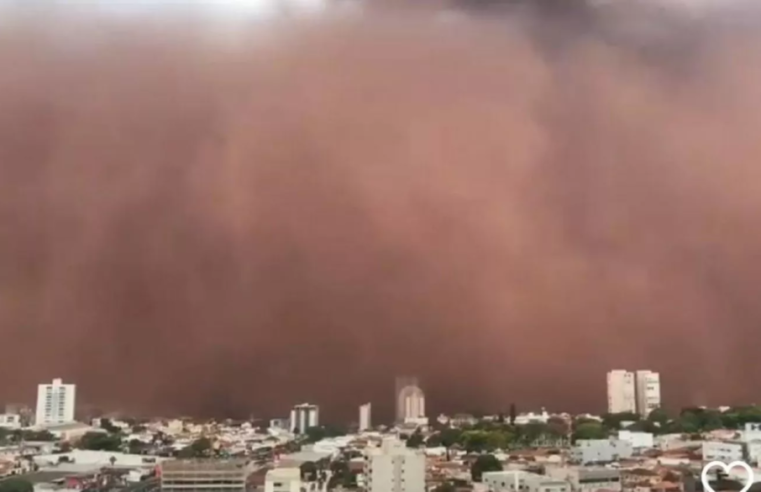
[
  {"xmin": 27, "ymin": 0, "xmax": 329, "ymax": 19},
  {"xmin": 195, "ymin": 0, "xmax": 327, "ymax": 17}
]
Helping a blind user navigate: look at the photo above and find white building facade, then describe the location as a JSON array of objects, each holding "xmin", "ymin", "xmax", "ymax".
[
  {"xmin": 571, "ymin": 439, "xmax": 633, "ymax": 465},
  {"xmin": 265, "ymin": 467, "xmax": 302, "ymax": 492},
  {"xmin": 395, "ymin": 377, "xmax": 426, "ymax": 424},
  {"xmin": 365, "ymin": 438, "xmax": 425, "ymax": 492},
  {"xmin": 617, "ymin": 431, "xmax": 654, "ymax": 450},
  {"xmin": 607, "ymin": 371, "xmax": 636, "ymax": 414},
  {"xmin": 702, "ymin": 441, "xmax": 744, "ymax": 463},
  {"xmin": 546, "ymin": 467, "xmax": 621, "ymax": 492},
  {"xmin": 741, "ymin": 423, "xmax": 761, "ymax": 442},
  {"xmin": 35, "ymin": 378, "xmax": 76, "ymax": 426},
  {"xmin": 0, "ymin": 414, "xmax": 21, "ymax": 429},
  {"xmin": 606, "ymin": 370, "xmax": 661, "ymax": 417},
  {"xmin": 290, "ymin": 403, "xmax": 319, "ymax": 434},
  {"xmin": 634, "ymin": 370, "xmax": 661, "ymax": 418},
  {"xmin": 359, "ymin": 403, "xmax": 372, "ymax": 432},
  {"xmin": 483, "ymin": 471, "xmax": 570, "ymax": 492}
]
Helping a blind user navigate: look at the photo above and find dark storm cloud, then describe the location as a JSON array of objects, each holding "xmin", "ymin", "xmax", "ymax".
[{"xmin": 0, "ymin": 1, "xmax": 760, "ymax": 422}]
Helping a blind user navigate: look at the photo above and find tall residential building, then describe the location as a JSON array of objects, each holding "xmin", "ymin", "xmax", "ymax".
[
  {"xmin": 606, "ymin": 370, "xmax": 661, "ymax": 417},
  {"xmin": 365, "ymin": 438, "xmax": 425, "ymax": 492},
  {"xmin": 35, "ymin": 378, "xmax": 76, "ymax": 426},
  {"xmin": 359, "ymin": 403, "xmax": 372, "ymax": 431},
  {"xmin": 395, "ymin": 376, "xmax": 425, "ymax": 423},
  {"xmin": 606, "ymin": 370, "xmax": 636, "ymax": 414},
  {"xmin": 289, "ymin": 403, "xmax": 319, "ymax": 434},
  {"xmin": 635, "ymin": 370, "xmax": 661, "ymax": 418}
]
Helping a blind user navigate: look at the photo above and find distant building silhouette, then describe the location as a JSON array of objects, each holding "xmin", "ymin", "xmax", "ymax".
[{"xmin": 395, "ymin": 376, "xmax": 425, "ymax": 423}]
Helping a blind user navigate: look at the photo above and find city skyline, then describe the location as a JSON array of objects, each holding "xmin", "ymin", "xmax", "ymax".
[{"xmin": 0, "ymin": 368, "xmax": 735, "ymax": 424}]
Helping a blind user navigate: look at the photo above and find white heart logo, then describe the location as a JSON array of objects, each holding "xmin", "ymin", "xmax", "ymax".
[{"xmin": 701, "ymin": 461, "xmax": 755, "ymax": 492}]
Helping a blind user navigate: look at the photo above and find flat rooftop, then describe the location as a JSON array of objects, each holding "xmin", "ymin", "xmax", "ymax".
[
  {"xmin": 161, "ymin": 460, "xmax": 248, "ymax": 472},
  {"xmin": 0, "ymin": 471, "xmax": 79, "ymax": 484}
]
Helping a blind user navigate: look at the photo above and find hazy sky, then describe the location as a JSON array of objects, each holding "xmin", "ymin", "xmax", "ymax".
[{"xmin": 0, "ymin": 1, "xmax": 760, "ymax": 422}]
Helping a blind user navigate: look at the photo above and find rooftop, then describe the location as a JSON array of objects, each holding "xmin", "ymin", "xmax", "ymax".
[
  {"xmin": 265, "ymin": 468, "xmax": 300, "ymax": 481},
  {"xmin": 161, "ymin": 459, "xmax": 248, "ymax": 471}
]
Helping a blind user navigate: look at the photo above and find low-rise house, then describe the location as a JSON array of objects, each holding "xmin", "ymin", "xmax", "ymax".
[
  {"xmin": 617, "ymin": 432, "xmax": 654, "ymax": 451},
  {"xmin": 482, "ymin": 470, "xmax": 570, "ymax": 492},
  {"xmin": 34, "ymin": 450, "xmax": 169, "ymax": 473},
  {"xmin": 700, "ymin": 441, "xmax": 761, "ymax": 464},
  {"xmin": 264, "ymin": 467, "xmax": 301, "ymax": 492},
  {"xmin": 43, "ymin": 422, "xmax": 104, "ymax": 441},
  {"xmin": 0, "ymin": 414, "xmax": 22, "ymax": 429},
  {"xmin": 571, "ymin": 440, "xmax": 633, "ymax": 465},
  {"xmin": 547, "ymin": 467, "xmax": 622, "ymax": 492}
]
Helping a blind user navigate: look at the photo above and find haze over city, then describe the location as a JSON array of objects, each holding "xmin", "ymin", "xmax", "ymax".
[{"xmin": 1, "ymin": 0, "xmax": 761, "ymax": 421}]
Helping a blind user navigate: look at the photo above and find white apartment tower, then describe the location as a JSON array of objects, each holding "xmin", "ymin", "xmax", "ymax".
[
  {"xmin": 35, "ymin": 378, "xmax": 76, "ymax": 426},
  {"xmin": 607, "ymin": 370, "xmax": 661, "ymax": 417},
  {"xmin": 395, "ymin": 376, "xmax": 425, "ymax": 423},
  {"xmin": 359, "ymin": 403, "xmax": 372, "ymax": 432},
  {"xmin": 290, "ymin": 403, "xmax": 319, "ymax": 434},
  {"xmin": 607, "ymin": 370, "xmax": 636, "ymax": 414},
  {"xmin": 365, "ymin": 438, "xmax": 425, "ymax": 492},
  {"xmin": 635, "ymin": 370, "xmax": 661, "ymax": 418}
]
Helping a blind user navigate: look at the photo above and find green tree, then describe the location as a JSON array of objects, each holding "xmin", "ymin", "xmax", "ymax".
[
  {"xmin": 647, "ymin": 408, "xmax": 670, "ymax": 425},
  {"xmin": 21, "ymin": 430, "xmax": 56, "ymax": 442},
  {"xmin": 624, "ymin": 420, "xmax": 659, "ymax": 433},
  {"xmin": 434, "ymin": 482, "xmax": 457, "ymax": 492},
  {"xmin": 679, "ymin": 407, "xmax": 722, "ymax": 433},
  {"xmin": 178, "ymin": 437, "xmax": 213, "ymax": 458},
  {"xmin": 78, "ymin": 432, "xmax": 122, "ymax": 451},
  {"xmin": 128, "ymin": 439, "xmax": 148, "ymax": 455},
  {"xmin": 329, "ymin": 460, "xmax": 349, "ymax": 476},
  {"xmin": 547, "ymin": 417, "xmax": 570, "ymax": 438},
  {"xmin": 303, "ymin": 426, "xmax": 344, "ymax": 444},
  {"xmin": 300, "ymin": 461, "xmax": 318, "ymax": 481},
  {"xmin": 461, "ymin": 430, "xmax": 490, "ymax": 453},
  {"xmin": 470, "ymin": 454, "xmax": 503, "ymax": 482},
  {"xmin": 341, "ymin": 472, "xmax": 358, "ymax": 489},
  {"xmin": 406, "ymin": 429, "xmax": 424, "ymax": 448},
  {"xmin": 601, "ymin": 412, "xmax": 640, "ymax": 430},
  {"xmin": 520, "ymin": 423, "xmax": 549, "ymax": 446},
  {"xmin": 572, "ymin": 422, "xmax": 607, "ymax": 441},
  {"xmin": 485, "ymin": 430, "xmax": 511, "ymax": 451},
  {"xmin": 737, "ymin": 406, "xmax": 761, "ymax": 425},
  {"xmin": 100, "ymin": 419, "xmax": 120, "ymax": 434},
  {"xmin": 0, "ymin": 479, "xmax": 34, "ymax": 492},
  {"xmin": 721, "ymin": 406, "xmax": 761, "ymax": 429},
  {"xmin": 425, "ymin": 433, "xmax": 443, "ymax": 447},
  {"xmin": 440, "ymin": 428, "xmax": 462, "ymax": 449}
]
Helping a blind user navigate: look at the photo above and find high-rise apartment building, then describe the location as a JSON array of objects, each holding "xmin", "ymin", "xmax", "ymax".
[
  {"xmin": 359, "ymin": 403, "xmax": 372, "ymax": 431},
  {"xmin": 606, "ymin": 370, "xmax": 661, "ymax": 417},
  {"xmin": 365, "ymin": 438, "xmax": 425, "ymax": 492},
  {"xmin": 395, "ymin": 376, "xmax": 425, "ymax": 423},
  {"xmin": 606, "ymin": 370, "xmax": 636, "ymax": 414},
  {"xmin": 35, "ymin": 378, "xmax": 76, "ymax": 426},
  {"xmin": 289, "ymin": 403, "xmax": 319, "ymax": 434},
  {"xmin": 635, "ymin": 370, "xmax": 661, "ymax": 418}
]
